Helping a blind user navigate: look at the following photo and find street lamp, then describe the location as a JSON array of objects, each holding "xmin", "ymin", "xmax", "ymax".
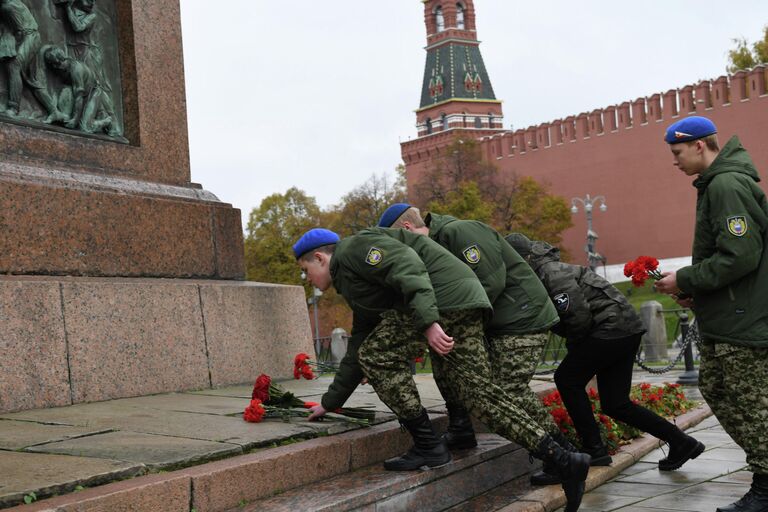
[
  {"xmin": 571, "ymin": 194, "xmax": 608, "ymax": 270},
  {"xmin": 300, "ymin": 271, "xmax": 323, "ymax": 357}
]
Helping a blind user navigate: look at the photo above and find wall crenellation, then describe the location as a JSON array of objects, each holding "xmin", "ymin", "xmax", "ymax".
[{"xmin": 487, "ymin": 66, "xmax": 767, "ymax": 156}]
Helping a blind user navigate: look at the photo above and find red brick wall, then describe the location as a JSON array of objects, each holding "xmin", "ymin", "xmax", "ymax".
[{"xmin": 402, "ymin": 67, "xmax": 768, "ymax": 266}]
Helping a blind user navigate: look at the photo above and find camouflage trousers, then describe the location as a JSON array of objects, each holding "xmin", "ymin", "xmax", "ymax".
[
  {"xmin": 487, "ymin": 333, "xmax": 558, "ymax": 434},
  {"xmin": 434, "ymin": 331, "xmax": 557, "ymax": 435},
  {"xmin": 358, "ymin": 308, "xmax": 548, "ymax": 452},
  {"xmin": 699, "ymin": 342, "xmax": 768, "ymax": 474}
]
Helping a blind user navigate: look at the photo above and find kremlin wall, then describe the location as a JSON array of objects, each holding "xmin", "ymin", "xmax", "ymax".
[{"xmin": 402, "ymin": 1, "xmax": 768, "ymax": 266}]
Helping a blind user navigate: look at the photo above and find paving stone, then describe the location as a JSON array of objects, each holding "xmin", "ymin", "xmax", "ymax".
[
  {"xmin": 636, "ymin": 489, "xmax": 740, "ymax": 511},
  {"xmin": 598, "ymin": 507, "xmax": 680, "ymax": 512},
  {"xmin": 675, "ymin": 481, "xmax": 751, "ymax": 498},
  {"xmin": 713, "ymin": 470, "xmax": 755, "ymax": 484},
  {"xmin": 0, "ymin": 451, "xmax": 144, "ymax": 509},
  {"xmin": 0, "ymin": 420, "xmax": 111, "ymax": 450},
  {"xmin": 188, "ymin": 384, "xmax": 252, "ymax": 398},
  {"xmin": 4, "ymin": 405, "xmax": 320, "ymax": 450},
  {"xmin": 588, "ymin": 481, "xmax": 681, "ymax": 498},
  {"xmin": 697, "ymin": 447, "xmax": 748, "ymax": 463},
  {"xmin": 690, "ymin": 415, "xmax": 723, "ymax": 430},
  {"xmin": 616, "ymin": 468, "xmax": 714, "ymax": 486},
  {"xmin": 25, "ymin": 431, "xmax": 242, "ymax": 470},
  {"xmin": 660, "ymin": 457, "xmax": 746, "ymax": 475},
  {"xmin": 683, "ymin": 431, "xmax": 736, "ymax": 448},
  {"xmin": 618, "ymin": 461, "xmax": 658, "ymax": 477},
  {"xmin": 0, "ymin": 396, "xmax": 148, "ymax": 426},
  {"xmin": 575, "ymin": 493, "xmax": 641, "ymax": 511},
  {"xmin": 123, "ymin": 393, "xmax": 250, "ymax": 416}
]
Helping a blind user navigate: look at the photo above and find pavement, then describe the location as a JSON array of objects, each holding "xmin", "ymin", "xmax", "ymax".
[{"xmin": 0, "ymin": 367, "xmax": 752, "ymax": 512}]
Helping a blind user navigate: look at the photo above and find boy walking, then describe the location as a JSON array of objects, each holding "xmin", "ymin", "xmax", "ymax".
[{"xmin": 507, "ymin": 233, "xmax": 704, "ymax": 472}]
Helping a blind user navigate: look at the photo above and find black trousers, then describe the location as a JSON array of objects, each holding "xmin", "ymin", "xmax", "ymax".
[{"xmin": 554, "ymin": 333, "xmax": 685, "ymax": 448}]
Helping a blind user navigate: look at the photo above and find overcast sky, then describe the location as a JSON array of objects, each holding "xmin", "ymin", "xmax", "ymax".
[{"xmin": 180, "ymin": 1, "xmax": 768, "ymax": 228}]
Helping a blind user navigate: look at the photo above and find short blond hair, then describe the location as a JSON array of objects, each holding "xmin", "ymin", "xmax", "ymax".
[
  {"xmin": 390, "ymin": 207, "xmax": 426, "ymax": 229},
  {"xmin": 677, "ymin": 134, "xmax": 720, "ymax": 152}
]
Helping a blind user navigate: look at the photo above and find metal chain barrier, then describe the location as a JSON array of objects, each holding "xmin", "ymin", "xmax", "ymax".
[
  {"xmin": 634, "ymin": 318, "xmax": 700, "ymax": 374},
  {"xmin": 534, "ymin": 313, "xmax": 701, "ymax": 376}
]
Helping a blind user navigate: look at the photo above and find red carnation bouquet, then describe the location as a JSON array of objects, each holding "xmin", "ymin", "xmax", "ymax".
[
  {"xmin": 623, "ymin": 255, "xmax": 663, "ymax": 287},
  {"xmin": 244, "ymin": 372, "xmax": 375, "ymax": 425},
  {"xmin": 293, "ymin": 352, "xmax": 337, "ymax": 380}
]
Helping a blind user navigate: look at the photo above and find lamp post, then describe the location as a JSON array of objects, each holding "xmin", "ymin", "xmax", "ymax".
[
  {"xmin": 571, "ymin": 194, "xmax": 607, "ymax": 270},
  {"xmin": 301, "ymin": 271, "xmax": 323, "ymax": 358}
]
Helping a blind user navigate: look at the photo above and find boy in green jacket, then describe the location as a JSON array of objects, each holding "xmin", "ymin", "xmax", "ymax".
[
  {"xmin": 294, "ymin": 227, "xmax": 590, "ymax": 511},
  {"xmin": 379, "ymin": 205, "xmax": 575, "ymax": 486},
  {"xmin": 656, "ymin": 116, "xmax": 768, "ymax": 512}
]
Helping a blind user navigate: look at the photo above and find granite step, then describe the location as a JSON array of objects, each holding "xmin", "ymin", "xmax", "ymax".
[
  {"xmin": 232, "ymin": 434, "xmax": 536, "ymax": 512},
  {"xmin": 443, "ymin": 477, "xmax": 533, "ymax": 512}
]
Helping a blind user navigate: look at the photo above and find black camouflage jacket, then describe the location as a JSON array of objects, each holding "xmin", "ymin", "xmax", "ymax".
[{"xmin": 506, "ymin": 234, "xmax": 645, "ymax": 342}]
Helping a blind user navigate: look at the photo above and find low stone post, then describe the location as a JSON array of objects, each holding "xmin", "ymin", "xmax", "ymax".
[
  {"xmin": 640, "ymin": 301, "xmax": 668, "ymax": 362},
  {"xmin": 330, "ymin": 328, "xmax": 349, "ymax": 366}
]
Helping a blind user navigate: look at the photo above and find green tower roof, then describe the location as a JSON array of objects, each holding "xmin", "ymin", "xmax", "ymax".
[{"xmin": 419, "ymin": 42, "xmax": 497, "ymax": 109}]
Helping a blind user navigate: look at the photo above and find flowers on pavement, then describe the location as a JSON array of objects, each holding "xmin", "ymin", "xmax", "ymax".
[{"xmin": 244, "ymin": 371, "xmax": 375, "ymax": 426}]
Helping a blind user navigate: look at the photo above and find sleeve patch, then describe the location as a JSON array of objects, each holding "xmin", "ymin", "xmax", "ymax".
[
  {"xmin": 365, "ymin": 247, "xmax": 384, "ymax": 266},
  {"xmin": 553, "ymin": 293, "xmax": 570, "ymax": 312},
  {"xmin": 462, "ymin": 244, "xmax": 481, "ymax": 264},
  {"xmin": 727, "ymin": 216, "xmax": 748, "ymax": 237}
]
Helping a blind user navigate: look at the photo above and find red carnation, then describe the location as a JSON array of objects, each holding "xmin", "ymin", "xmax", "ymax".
[
  {"xmin": 251, "ymin": 374, "xmax": 271, "ymax": 402},
  {"xmin": 243, "ymin": 399, "xmax": 266, "ymax": 423},
  {"xmin": 625, "ymin": 255, "xmax": 663, "ymax": 287},
  {"xmin": 294, "ymin": 353, "xmax": 311, "ymax": 367},
  {"xmin": 300, "ymin": 365, "xmax": 315, "ymax": 380},
  {"xmin": 637, "ymin": 256, "xmax": 659, "ymax": 272}
]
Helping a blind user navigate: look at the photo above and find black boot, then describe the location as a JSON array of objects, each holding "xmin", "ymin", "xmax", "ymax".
[
  {"xmin": 530, "ymin": 431, "xmax": 578, "ymax": 486},
  {"xmin": 383, "ymin": 409, "xmax": 452, "ymax": 471},
  {"xmin": 583, "ymin": 443, "xmax": 613, "ymax": 466},
  {"xmin": 534, "ymin": 435, "xmax": 591, "ymax": 512},
  {"xmin": 442, "ymin": 403, "xmax": 477, "ymax": 449},
  {"xmin": 658, "ymin": 433, "xmax": 704, "ymax": 471},
  {"xmin": 716, "ymin": 473, "xmax": 768, "ymax": 512}
]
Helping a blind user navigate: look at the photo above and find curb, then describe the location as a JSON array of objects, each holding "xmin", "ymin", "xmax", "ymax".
[{"xmin": 499, "ymin": 403, "xmax": 714, "ymax": 512}]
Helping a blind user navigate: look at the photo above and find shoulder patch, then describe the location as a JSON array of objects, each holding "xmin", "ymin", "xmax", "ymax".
[
  {"xmin": 462, "ymin": 244, "xmax": 481, "ymax": 264},
  {"xmin": 553, "ymin": 293, "xmax": 570, "ymax": 312},
  {"xmin": 727, "ymin": 216, "xmax": 748, "ymax": 237},
  {"xmin": 365, "ymin": 247, "xmax": 384, "ymax": 266}
]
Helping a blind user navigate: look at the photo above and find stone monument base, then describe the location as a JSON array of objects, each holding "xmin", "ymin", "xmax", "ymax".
[
  {"xmin": 0, "ymin": 276, "xmax": 313, "ymax": 414},
  {"xmin": 0, "ymin": 162, "xmax": 243, "ymax": 279}
]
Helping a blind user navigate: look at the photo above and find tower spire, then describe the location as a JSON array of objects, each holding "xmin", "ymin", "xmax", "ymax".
[{"xmin": 416, "ymin": 0, "xmax": 503, "ymax": 137}]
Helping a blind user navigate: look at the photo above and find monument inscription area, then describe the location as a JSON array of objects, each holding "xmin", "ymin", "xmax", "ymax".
[{"xmin": 0, "ymin": 0, "xmax": 124, "ymax": 141}]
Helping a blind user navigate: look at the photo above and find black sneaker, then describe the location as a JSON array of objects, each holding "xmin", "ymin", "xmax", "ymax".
[{"xmin": 658, "ymin": 435, "xmax": 704, "ymax": 471}]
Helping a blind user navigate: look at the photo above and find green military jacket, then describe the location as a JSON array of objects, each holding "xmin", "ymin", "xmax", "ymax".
[
  {"xmin": 676, "ymin": 136, "xmax": 768, "ymax": 347},
  {"xmin": 321, "ymin": 227, "xmax": 491, "ymax": 410},
  {"xmin": 511, "ymin": 236, "xmax": 645, "ymax": 342},
  {"xmin": 426, "ymin": 214, "xmax": 559, "ymax": 336}
]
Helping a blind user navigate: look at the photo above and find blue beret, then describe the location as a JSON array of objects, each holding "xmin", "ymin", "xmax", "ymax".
[
  {"xmin": 292, "ymin": 228, "xmax": 340, "ymax": 259},
  {"xmin": 378, "ymin": 203, "xmax": 412, "ymax": 227},
  {"xmin": 665, "ymin": 116, "xmax": 717, "ymax": 144}
]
